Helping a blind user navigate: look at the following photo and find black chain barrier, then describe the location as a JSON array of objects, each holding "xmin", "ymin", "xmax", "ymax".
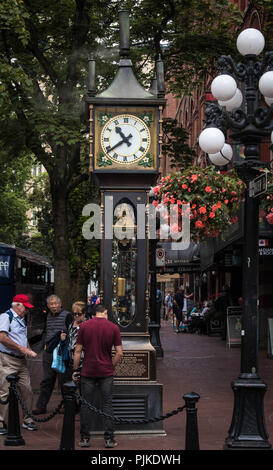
[
  {"xmin": 5, "ymin": 377, "xmax": 200, "ymax": 450},
  {"xmin": 75, "ymin": 391, "xmax": 186, "ymax": 424},
  {"xmin": 10, "ymin": 381, "xmax": 185, "ymax": 425},
  {"xmin": 10, "ymin": 382, "xmax": 64, "ymax": 423}
]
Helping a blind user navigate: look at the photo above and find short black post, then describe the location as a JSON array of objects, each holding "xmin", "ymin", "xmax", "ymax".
[
  {"xmin": 183, "ymin": 392, "xmax": 200, "ymax": 450},
  {"xmin": 4, "ymin": 374, "xmax": 25, "ymax": 446},
  {"xmin": 60, "ymin": 381, "xmax": 77, "ymax": 450}
]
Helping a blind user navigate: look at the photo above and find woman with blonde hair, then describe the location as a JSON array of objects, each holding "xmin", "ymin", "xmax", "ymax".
[{"xmin": 60, "ymin": 301, "xmax": 87, "ymax": 380}]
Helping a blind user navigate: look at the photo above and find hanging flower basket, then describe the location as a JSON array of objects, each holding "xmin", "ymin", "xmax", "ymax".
[
  {"xmin": 259, "ymin": 174, "xmax": 273, "ymax": 226},
  {"xmin": 152, "ymin": 166, "xmax": 245, "ymax": 243}
]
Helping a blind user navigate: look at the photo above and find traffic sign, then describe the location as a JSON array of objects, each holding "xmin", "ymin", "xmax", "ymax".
[
  {"xmin": 156, "ymin": 248, "xmax": 165, "ymax": 266},
  {"xmin": 249, "ymin": 172, "xmax": 267, "ymax": 198}
]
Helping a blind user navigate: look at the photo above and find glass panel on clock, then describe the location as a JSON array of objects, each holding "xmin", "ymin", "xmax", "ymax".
[{"xmin": 112, "ymin": 201, "xmax": 137, "ymax": 327}]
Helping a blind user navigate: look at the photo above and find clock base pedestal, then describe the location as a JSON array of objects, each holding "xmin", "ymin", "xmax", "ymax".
[{"xmin": 86, "ymin": 335, "xmax": 165, "ymax": 436}]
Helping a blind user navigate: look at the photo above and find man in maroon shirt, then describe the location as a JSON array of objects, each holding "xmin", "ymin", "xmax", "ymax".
[{"xmin": 73, "ymin": 304, "xmax": 123, "ymax": 448}]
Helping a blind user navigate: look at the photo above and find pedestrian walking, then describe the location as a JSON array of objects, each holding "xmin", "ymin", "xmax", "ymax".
[
  {"xmin": 32, "ymin": 294, "xmax": 73, "ymax": 415},
  {"xmin": 156, "ymin": 286, "xmax": 162, "ymax": 320},
  {"xmin": 0, "ymin": 294, "xmax": 38, "ymax": 434},
  {"xmin": 72, "ymin": 304, "xmax": 123, "ymax": 448},
  {"xmin": 173, "ymin": 287, "xmax": 192, "ymax": 333},
  {"xmin": 164, "ymin": 291, "xmax": 173, "ymax": 321}
]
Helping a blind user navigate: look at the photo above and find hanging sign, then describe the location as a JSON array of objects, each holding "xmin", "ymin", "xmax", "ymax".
[{"xmin": 249, "ymin": 173, "xmax": 267, "ymax": 198}]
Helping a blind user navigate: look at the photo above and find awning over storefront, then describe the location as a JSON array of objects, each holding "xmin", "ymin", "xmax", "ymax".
[
  {"xmin": 200, "ymin": 204, "xmax": 244, "ymax": 271},
  {"xmin": 157, "ymin": 242, "xmax": 200, "ymax": 274}
]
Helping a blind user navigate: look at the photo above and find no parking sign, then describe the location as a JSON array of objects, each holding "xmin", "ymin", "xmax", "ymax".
[{"xmin": 156, "ymin": 248, "xmax": 165, "ymax": 266}]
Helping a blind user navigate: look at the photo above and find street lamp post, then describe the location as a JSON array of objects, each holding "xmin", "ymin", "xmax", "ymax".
[{"xmin": 199, "ymin": 28, "xmax": 273, "ymax": 449}]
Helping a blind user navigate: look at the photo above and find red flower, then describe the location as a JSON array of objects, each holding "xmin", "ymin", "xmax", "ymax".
[
  {"xmin": 182, "ymin": 184, "xmax": 188, "ymax": 189},
  {"xmin": 199, "ymin": 206, "xmax": 207, "ymax": 214},
  {"xmin": 209, "ymin": 212, "xmax": 215, "ymax": 218},
  {"xmin": 205, "ymin": 186, "xmax": 212, "ymax": 193},
  {"xmin": 224, "ymin": 199, "xmax": 229, "ymax": 204},
  {"xmin": 195, "ymin": 220, "xmax": 204, "ymax": 229},
  {"xmin": 191, "ymin": 174, "xmax": 198, "ymax": 182},
  {"xmin": 212, "ymin": 204, "xmax": 219, "ymax": 212},
  {"xmin": 267, "ymin": 213, "xmax": 273, "ymax": 225}
]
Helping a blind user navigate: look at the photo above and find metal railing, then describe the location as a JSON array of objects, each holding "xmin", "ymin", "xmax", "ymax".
[{"xmin": 1, "ymin": 373, "xmax": 200, "ymax": 450}]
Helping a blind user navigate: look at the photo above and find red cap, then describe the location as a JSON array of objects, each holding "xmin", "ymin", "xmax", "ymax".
[{"xmin": 12, "ymin": 294, "xmax": 34, "ymax": 309}]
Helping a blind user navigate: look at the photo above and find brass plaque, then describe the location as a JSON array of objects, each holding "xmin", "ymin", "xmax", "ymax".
[{"xmin": 113, "ymin": 351, "xmax": 150, "ymax": 380}]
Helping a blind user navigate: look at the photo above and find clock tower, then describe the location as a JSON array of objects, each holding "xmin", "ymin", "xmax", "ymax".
[{"xmin": 85, "ymin": 9, "xmax": 166, "ymax": 435}]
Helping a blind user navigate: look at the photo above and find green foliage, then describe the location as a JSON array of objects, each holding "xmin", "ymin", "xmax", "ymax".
[
  {"xmin": 162, "ymin": 118, "xmax": 196, "ymax": 170},
  {"xmin": 127, "ymin": 0, "xmax": 243, "ymax": 95},
  {"xmin": 0, "ymin": 147, "xmax": 33, "ymax": 245},
  {"xmin": 27, "ymin": 171, "xmax": 54, "ymax": 258},
  {"xmin": 68, "ymin": 180, "xmax": 100, "ymax": 281}
]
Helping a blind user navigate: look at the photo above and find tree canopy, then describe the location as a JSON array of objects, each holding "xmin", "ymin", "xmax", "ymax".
[{"xmin": 0, "ymin": 0, "xmax": 248, "ymax": 304}]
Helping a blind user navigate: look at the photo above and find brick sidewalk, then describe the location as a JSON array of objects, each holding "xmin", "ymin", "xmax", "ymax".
[{"xmin": 1, "ymin": 320, "xmax": 273, "ymax": 451}]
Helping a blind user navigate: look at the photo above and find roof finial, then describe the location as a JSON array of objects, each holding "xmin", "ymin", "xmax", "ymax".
[
  {"xmin": 119, "ymin": 9, "xmax": 130, "ymax": 59},
  {"xmin": 156, "ymin": 54, "xmax": 165, "ymax": 98},
  {"xmin": 87, "ymin": 54, "xmax": 96, "ymax": 96}
]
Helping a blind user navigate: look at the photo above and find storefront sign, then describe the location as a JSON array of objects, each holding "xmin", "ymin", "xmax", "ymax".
[{"xmin": 227, "ymin": 307, "xmax": 242, "ymax": 348}]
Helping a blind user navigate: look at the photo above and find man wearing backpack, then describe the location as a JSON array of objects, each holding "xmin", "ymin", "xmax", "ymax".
[{"xmin": 0, "ymin": 294, "xmax": 38, "ymax": 435}]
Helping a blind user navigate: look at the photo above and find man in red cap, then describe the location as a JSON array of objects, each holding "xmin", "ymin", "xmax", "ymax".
[{"xmin": 0, "ymin": 294, "xmax": 38, "ymax": 435}]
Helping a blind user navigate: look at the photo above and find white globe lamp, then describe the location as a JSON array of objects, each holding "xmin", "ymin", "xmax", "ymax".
[
  {"xmin": 259, "ymin": 71, "xmax": 273, "ymax": 98},
  {"xmin": 218, "ymin": 88, "xmax": 243, "ymax": 111},
  {"xmin": 236, "ymin": 28, "xmax": 265, "ymax": 56},
  {"xmin": 265, "ymin": 96, "xmax": 273, "ymax": 106},
  {"xmin": 208, "ymin": 143, "xmax": 233, "ymax": 167},
  {"xmin": 198, "ymin": 127, "xmax": 225, "ymax": 154},
  {"xmin": 211, "ymin": 74, "xmax": 237, "ymax": 101}
]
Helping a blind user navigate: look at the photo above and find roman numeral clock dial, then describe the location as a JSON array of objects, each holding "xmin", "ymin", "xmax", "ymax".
[{"xmin": 100, "ymin": 115, "xmax": 151, "ymax": 165}]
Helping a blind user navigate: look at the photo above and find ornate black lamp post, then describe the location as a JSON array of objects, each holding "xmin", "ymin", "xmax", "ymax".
[{"xmin": 199, "ymin": 28, "xmax": 273, "ymax": 449}]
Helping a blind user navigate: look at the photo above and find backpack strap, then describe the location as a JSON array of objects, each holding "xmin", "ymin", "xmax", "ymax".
[
  {"xmin": 4, "ymin": 310, "xmax": 13, "ymax": 332},
  {"xmin": 6, "ymin": 309, "xmax": 13, "ymax": 323}
]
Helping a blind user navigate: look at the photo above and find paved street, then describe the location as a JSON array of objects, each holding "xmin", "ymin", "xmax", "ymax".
[{"xmin": 1, "ymin": 319, "xmax": 273, "ymax": 452}]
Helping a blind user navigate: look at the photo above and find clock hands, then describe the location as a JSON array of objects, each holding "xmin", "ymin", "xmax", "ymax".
[
  {"xmin": 108, "ymin": 139, "xmax": 127, "ymax": 152},
  {"xmin": 115, "ymin": 126, "xmax": 132, "ymax": 147},
  {"xmin": 107, "ymin": 126, "xmax": 133, "ymax": 153}
]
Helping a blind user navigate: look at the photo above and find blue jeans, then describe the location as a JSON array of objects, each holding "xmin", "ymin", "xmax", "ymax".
[{"xmin": 80, "ymin": 376, "xmax": 114, "ymax": 439}]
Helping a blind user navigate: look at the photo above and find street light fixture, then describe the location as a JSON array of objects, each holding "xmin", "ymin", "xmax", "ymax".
[{"xmin": 199, "ymin": 28, "xmax": 273, "ymax": 449}]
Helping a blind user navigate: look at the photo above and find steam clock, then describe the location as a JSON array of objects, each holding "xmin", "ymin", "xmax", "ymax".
[{"xmin": 85, "ymin": 9, "xmax": 166, "ymax": 435}]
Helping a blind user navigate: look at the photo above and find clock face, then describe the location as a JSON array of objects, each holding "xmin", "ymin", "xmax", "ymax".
[{"xmin": 100, "ymin": 114, "xmax": 151, "ymax": 164}]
